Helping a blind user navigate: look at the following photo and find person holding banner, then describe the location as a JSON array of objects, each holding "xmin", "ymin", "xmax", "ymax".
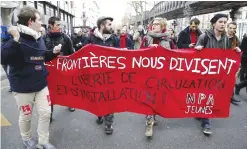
[
  {"xmin": 1, "ymin": 6, "xmax": 58, "ymax": 149},
  {"xmin": 235, "ymin": 36, "xmax": 247, "ymax": 97},
  {"xmin": 195, "ymin": 13, "xmax": 241, "ymax": 135},
  {"xmin": 140, "ymin": 17, "xmax": 174, "ymax": 137},
  {"xmin": 43, "ymin": 16, "xmax": 76, "ymax": 121},
  {"xmin": 226, "ymin": 21, "xmax": 241, "ymax": 103},
  {"xmin": 177, "ymin": 18, "xmax": 202, "ymax": 49},
  {"xmin": 83, "ymin": 16, "xmax": 118, "ymax": 135}
]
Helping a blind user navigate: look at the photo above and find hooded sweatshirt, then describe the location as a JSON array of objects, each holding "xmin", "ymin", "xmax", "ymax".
[{"xmin": 196, "ymin": 29, "xmax": 232, "ymax": 49}]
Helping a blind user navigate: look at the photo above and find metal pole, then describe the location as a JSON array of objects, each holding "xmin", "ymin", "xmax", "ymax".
[{"xmin": 144, "ymin": 2, "xmax": 146, "ymax": 26}]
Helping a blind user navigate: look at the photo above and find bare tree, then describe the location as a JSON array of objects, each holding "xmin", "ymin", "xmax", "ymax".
[
  {"xmin": 121, "ymin": 10, "xmax": 132, "ymax": 27},
  {"xmin": 128, "ymin": 1, "xmax": 147, "ymax": 25}
]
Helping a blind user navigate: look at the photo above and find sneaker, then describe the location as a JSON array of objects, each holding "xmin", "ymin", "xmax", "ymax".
[
  {"xmin": 202, "ymin": 124, "xmax": 212, "ymax": 135},
  {"xmin": 145, "ymin": 120, "xmax": 154, "ymax": 137},
  {"xmin": 36, "ymin": 143, "xmax": 56, "ymax": 149},
  {"xmin": 23, "ymin": 138, "xmax": 36, "ymax": 149},
  {"xmin": 68, "ymin": 107, "xmax": 75, "ymax": 112},
  {"xmin": 105, "ymin": 124, "xmax": 113, "ymax": 135},
  {"xmin": 96, "ymin": 116, "xmax": 104, "ymax": 125}
]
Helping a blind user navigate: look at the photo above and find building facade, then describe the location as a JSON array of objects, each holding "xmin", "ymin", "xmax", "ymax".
[
  {"xmin": 11, "ymin": 1, "xmax": 75, "ymax": 34},
  {"xmin": 74, "ymin": 1, "xmax": 100, "ymax": 28}
]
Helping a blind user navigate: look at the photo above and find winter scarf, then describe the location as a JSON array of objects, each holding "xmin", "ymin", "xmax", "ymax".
[
  {"xmin": 120, "ymin": 33, "xmax": 127, "ymax": 48},
  {"xmin": 93, "ymin": 28, "xmax": 111, "ymax": 41},
  {"xmin": 16, "ymin": 24, "xmax": 41, "ymax": 40}
]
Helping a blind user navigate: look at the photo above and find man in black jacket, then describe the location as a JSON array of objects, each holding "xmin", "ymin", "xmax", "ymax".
[
  {"xmin": 43, "ymin": 16, "xmax": 75, "ymax": 116},
  {"xmin": 177, "ymin": 18, "xmax": 202, "ymax": 49},
  {"xmin": 235, "ymin": 36, "xmax": 247, "ymax": 95},
  {"xmin": 83, "ymin": 16, "xmax": 117, "ymax": 135}
]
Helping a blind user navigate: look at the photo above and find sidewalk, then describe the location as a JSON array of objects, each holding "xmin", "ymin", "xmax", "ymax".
[{"xmin": 1, "ymin": 66, "xmax": 7, "ymax": 80}]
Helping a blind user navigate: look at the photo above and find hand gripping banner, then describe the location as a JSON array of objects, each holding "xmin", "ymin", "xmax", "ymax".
[{"xmin": 46, "ymin": 45, "xmax": 241, "ymax": 118}]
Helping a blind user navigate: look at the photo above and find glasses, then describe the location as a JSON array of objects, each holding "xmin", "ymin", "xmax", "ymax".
[{"xmin": 152, "ymin": 23, "xmax": 160, "ymax": 26}]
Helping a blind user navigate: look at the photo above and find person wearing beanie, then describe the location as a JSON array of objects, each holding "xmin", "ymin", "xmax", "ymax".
[
  {"xmin": 177, "ymin": 18, "xmax": 202, "ymax": 48},
  {"xmin": 195, "ymin": 13, "xmax": 241, "ymax": 136}
]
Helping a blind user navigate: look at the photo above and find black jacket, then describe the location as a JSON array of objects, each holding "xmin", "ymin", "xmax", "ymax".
[
  {"xmin": 83, "ymin": 31, "xmax": 118, "ymax": 48},
  {"xmin": 71, "ymin": 33, "xmax": 88, "ymax": 51},
  {"xmin": 43, "ymin": 32, "xmax": 74, "ymax": 56},
  {"xmin": 241, "ymin": 37, "xmax": 247, "ymax": 69},
  {"xmin": 177, "ymin": 26, "xmax": 202, "ymax": 48}
]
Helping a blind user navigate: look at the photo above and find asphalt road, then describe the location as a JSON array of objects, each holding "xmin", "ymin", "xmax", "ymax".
[{"xmin": 1, "ymin": 78, "xmax": 247, "ymax": 149}]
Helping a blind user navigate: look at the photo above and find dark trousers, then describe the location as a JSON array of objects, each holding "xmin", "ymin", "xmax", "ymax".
[
  {"xmin": 236, "ymin": 80, "xmax": 247, "ymax": 90},
  {"xmin": 201, "ymin": 118, "xmax": 210, "ymax": 126},
  {"xmin": 99, "ymin": 114, "xmax": 114, "ymax": 126}
]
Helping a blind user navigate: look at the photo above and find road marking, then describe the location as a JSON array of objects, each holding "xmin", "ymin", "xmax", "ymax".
[{"xmin": 0, "ymin": 113, "xmax": 11, "ymax": 126}]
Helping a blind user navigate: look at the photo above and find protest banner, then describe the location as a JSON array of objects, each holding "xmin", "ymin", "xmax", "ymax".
[{"xmin": 46, "ymin": 45, "xmax": 241, "ymax": 118}]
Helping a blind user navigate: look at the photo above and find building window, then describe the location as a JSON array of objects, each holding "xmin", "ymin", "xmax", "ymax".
[
  {"xmin": 27, "ymin": 1, "xmax": 34, "ymax": 7},
  {"xmin": 46, "ymin": 6, "xmax": 51, "ymax": 16},
  {"xmin": 65, "ymin": 14, "xmax": 68, "ymax": 22},
  {"xmin": 61, "ymin": 12, "xmax": 64, "ymax": 20},
  {"xmin": 50, "ymin": 7, "xmax": 54, "ymax": 16},
  {"xmin": 37, "ymin": 3, "xmax": 44, "ymax": 14},
  {"xmin": 54, "ymin": 10, "xmax": 58, "ymax": 16}
]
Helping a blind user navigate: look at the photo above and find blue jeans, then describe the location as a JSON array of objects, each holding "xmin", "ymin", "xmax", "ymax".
[{"xmin": 201, "ymin": 118, "xmax": 210, "ymax": 127}]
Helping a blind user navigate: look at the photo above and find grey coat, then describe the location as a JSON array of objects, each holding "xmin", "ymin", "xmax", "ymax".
[{"xmin": 196, "ymin": 29, "xmax": 232, "ymax": 49}]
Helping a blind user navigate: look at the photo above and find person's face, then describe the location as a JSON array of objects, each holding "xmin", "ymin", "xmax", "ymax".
[
  {"xmin": 77, "ymin": 31, "xmax": 82, "ymax": 36},
  {"xmin": 101, "ymin": 20, "xmax": 112, "ymax": 34},
  {"xmin": 189, "ymin": 22, "xmax": 199, "ymax": 32},
  {"xmin": 29, "ymin": 13, "xmax": 42, "ymax": 32},
  {"xmin": 50, "ymin": 20, "xmax": 61, "ymax": 32},
  {"xmin": 81, "ymin": 29, "xmax": 87, "ymax": 36},
  {"xmin": 152, "ymin": 20, "xmax": 162, "ymax": 33},
  {"xmin": 214, "ymin": 17, "xmax": 228, "ymax": 32},
  {"xmin": 227, "ymin": 24, "xmax": 237, "ymax": 35},
  {"xmin": 120, "ymin": 26, "xmax": 127, "ymax": 35}
]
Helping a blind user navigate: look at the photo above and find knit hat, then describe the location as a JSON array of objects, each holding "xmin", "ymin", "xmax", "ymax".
[{"xmin": 210, "ymin": 13, "xmax": 228, "ymax": 24}]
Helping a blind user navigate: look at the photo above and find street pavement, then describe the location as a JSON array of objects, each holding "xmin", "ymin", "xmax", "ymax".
[{"xmin": 1, "ymin": 78, "xmax": 247, "ymax": 149}]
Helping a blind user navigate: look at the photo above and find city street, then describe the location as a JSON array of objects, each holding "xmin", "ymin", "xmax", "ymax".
[{"xmin": 1, "ymin": 78, "xmax": 247, "ymax": 149}]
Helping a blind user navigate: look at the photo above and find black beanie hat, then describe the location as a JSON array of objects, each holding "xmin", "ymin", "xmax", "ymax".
[{"xmin": 210, "ymin": 13, "xmax": 228, "ymax": 24}]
